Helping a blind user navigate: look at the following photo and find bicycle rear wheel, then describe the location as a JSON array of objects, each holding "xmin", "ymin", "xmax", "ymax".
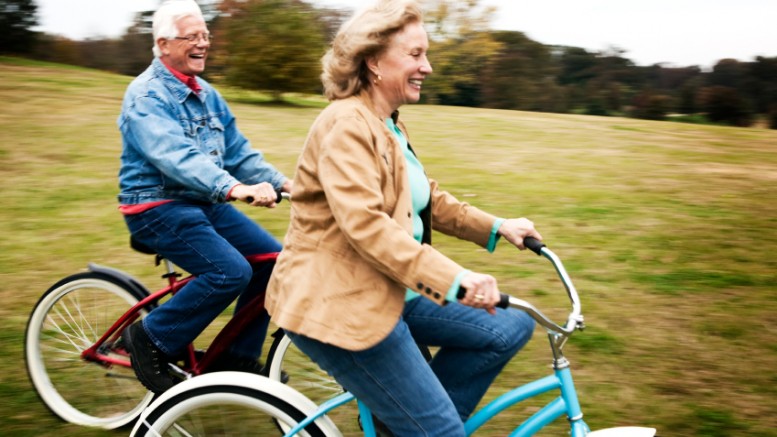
[
  {"xmin": 132, "ymin": 373, "xmax": 332, "ymax": 437},
  {"xmin": 25, "ymin": 272, "xmax": 155, "ymax": 429},
  {"xmin": 266, "ymin": 329, "xmax": 361, "ymax": 435}
]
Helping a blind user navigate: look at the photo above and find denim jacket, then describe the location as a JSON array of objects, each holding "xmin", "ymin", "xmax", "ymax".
[{"xmin": 117, "ymin": 57, "xmax": 287, "ymax": 205}]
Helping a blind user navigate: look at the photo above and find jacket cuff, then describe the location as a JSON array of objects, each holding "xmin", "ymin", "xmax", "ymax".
[
  {"xmin": 445, "ymin": 269, "xmax": 471, "ymax": 302},
  {"xmin": 486, "ymin": 218, "xmax": 505, "ymax": 253}
]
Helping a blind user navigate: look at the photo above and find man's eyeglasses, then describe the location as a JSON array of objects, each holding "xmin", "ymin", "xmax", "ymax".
[{"xmin": 173, "ymin": 33, "xmax": 212, "ymax": 44}]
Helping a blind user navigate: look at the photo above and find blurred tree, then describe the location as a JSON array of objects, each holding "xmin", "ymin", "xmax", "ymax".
[
  {"xmin": 0, "ymin": 0, "xmax": 37, "ymax": 54},
  {"xmin": 698, "ymin": 85, "xmax": 754, "ymax": 127},
  {"xmin": 709, "ymin": 58, "xmax": 746, "ymax": 88},
  {"xmin": 422, "ymin": 0, "xmax": 501, "ymax": 106},
  {"xmin": 312, "ymin": 5, "xmax": 349, "ymax": 42},
  {"xmin": 116, "ymin": 14, "xmax": 156, "ymax": 77},
  {"xmin": 746, "ymin": 56, "xmax": 777, "ymax": 115},
  {"xmin": 557, "ymin": 46, "xmax": 597, "ymax": 86},
  {"xmin": 219, "ymin": 0, "xmax": 327, "ymax": 100},
  {"xmin": 631, "ymin": 91, "xmax": 672, "ymax": 120},
  {"xmin": 677, "ymin": 75, "xmax": 704, "ymax": 114},
  {"xmin": 481, "ymin": 31, "xmax": 563, "ymax": 112},
  {"xmin": 768, "ymin": 104, "xmax": 777, "ymax": 129},
  {"xmin": 30, "ymin": 34, "xmax": 80, "ymax": 65},
  {"xmin": 555, "ymin": 46, "xmax": 632, "ymax": 114}
]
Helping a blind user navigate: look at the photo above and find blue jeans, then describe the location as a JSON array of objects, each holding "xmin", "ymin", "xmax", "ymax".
[
  {"xmin": 124, "ymin": 201, "xmax": 281, "ymax": 358},
  {"xmin": 286, "ymin": 297, "xmax": 535, "ymax": 436}
]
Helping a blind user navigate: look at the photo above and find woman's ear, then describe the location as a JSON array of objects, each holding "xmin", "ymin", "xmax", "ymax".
[{"xmin": 365, "ymin": 55, "xmax": 380, "ymax": 77}]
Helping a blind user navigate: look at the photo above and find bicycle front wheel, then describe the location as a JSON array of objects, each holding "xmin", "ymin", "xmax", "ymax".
[
  {"xmin": 266, "ymin": 329, "xmax": 361, "ymax": 435},
  {"xmin": 132, "ymin": 375, "xmax": 331, "ymax": 437},
  {"xmin": 24, "ymin": 272, "xmax": 155, "ymax": 429}
]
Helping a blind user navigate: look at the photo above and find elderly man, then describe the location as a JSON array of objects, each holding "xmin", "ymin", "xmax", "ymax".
[{"xmin": 118, "ymin": 0, "xmax": 291, "ymax": 393}]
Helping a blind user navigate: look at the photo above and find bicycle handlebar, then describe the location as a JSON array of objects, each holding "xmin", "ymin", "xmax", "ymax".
[
  {"xmin": 513, "ymin": 239, "xmax": 583, "ymax": 336},
  {"xmin": 457, "ymin": 237, "xmax": 583, "ymax": 337}
]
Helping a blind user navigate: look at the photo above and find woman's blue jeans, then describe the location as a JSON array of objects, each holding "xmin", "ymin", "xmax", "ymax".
[
  {"xmin": 286, "ymin": 297, "xmax": 535, "ymax": 437},
  {"xmin": 124, "ymin": 201, "xmax": 281, "ymax": 358}
]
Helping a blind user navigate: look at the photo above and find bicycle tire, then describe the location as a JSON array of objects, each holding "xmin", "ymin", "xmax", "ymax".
[
  {"xmin": 24, "ymin": 271, "xmax": 155, "ymax": 429},
  {"xmin": 132, "ymin": 374, "xmax": 332, "ymax": 437},
  {"xmin": 266, "ymin": 329, "xmax": 362, "ymax": 435}
]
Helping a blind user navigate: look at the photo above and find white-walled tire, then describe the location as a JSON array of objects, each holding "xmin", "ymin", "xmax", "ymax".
[
  {"xmin": 131, "ymin": 372, "xmax": 341, "ymax": 437},
  {"xmin": 24, "ymin": 272, "xmax": 153, "ymax": 428}
]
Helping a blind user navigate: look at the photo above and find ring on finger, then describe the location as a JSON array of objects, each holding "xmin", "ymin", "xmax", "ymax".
[{"xmin": 474, "ymin": 294, "xmax": 484, "ymax": 301}]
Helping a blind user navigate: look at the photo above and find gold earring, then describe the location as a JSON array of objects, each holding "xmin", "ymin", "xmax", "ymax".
[{"xmin": 373, "ymin": 74, "xmax": 382, "ymax": 85}]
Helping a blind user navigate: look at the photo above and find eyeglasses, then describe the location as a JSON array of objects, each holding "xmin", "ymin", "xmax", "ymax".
[{"xmin": 173, "ymin": 33, "xmax": 212, "ymax": 44}]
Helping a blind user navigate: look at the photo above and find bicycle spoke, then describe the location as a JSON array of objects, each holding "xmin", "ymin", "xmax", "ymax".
[{"xmin": 26, "ymin": 275, "xmax": 154, "ymax": 428}]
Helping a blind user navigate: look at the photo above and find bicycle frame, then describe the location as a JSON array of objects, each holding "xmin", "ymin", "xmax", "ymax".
[
  {"xmin": 465, "ymin": 339, "xmax": 588, "ymax": 436},
  {"xmin": 78, "ymin": 252, "xmax": 278, "ymax": 376},
  {"xmin": 281, "ymin": 359, "xmax": 588, "ymax": 437}
]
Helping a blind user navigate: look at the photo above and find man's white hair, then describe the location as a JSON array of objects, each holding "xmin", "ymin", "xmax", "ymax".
[{"xmin": 152, "ymin": 0, "xmax": 205, "ymax": 57}]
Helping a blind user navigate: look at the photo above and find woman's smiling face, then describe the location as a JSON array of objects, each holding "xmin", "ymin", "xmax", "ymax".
[
  {"xmin": 369, "ymin": 21, "xmax": 433, "ymax": 113},
  {"xmin": 158, "ymin": 15, "xmax": 210, "ymax": 76}
]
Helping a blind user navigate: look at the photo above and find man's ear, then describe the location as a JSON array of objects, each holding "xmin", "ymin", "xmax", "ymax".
[{"xmin": 157, "ymin": 38, "xmax": 170, "ymax": 56}]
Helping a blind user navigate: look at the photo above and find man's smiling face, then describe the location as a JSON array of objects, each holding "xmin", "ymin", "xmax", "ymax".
[{"xmin": 158, "ymin": 14, "xmax": 209, "ymax": 76}]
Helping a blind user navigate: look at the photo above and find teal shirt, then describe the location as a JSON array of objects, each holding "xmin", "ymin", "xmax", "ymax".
[{"xmin": 386, "ymin": 119, "xmax": 504, "ymax": 302}]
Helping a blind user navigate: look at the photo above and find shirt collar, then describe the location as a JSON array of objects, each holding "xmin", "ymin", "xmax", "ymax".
[{"xmin": 160, "ymin": 59, "xmax": 202, "ymax": 94}]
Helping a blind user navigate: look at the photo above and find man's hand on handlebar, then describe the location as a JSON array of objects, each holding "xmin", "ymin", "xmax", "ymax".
[{"xmin": 230, "ymin": 182, "xmax": 281, "ymax": 208}]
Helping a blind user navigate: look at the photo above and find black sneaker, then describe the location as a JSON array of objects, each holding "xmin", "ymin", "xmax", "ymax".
[
  {"xmin": 208, "ymin": 353, "xmax": 289, "ymax": 383},
  {"xmin": 122, "ymin": 321, "xmax": 177, "ymax": 394}
]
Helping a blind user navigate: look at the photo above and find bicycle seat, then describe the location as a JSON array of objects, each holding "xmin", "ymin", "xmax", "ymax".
[{"xmin": 130, "ymin": 236, "xmax": 157, "ymax": 255}]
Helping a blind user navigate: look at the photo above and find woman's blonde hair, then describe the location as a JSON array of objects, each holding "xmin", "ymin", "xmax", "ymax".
[{"xmin": 321, "ymin": 0, "xmax": 424, "ymax": 101}]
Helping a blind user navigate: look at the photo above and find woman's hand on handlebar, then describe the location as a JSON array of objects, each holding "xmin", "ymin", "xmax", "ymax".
[
  {"xmin": 459, "ymin": 272, "xmax": 501, "ymax": 315},
  {"xmin": 497, "ymin": 218, "xmax": 543, "ymax": 250},
  {"xmin": 231, "ymin": 182, "xmax": 280, "ymax": 208}
]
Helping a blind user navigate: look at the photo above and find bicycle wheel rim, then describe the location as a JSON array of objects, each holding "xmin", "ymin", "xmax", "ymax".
[
  {"xmin": 135, "ymin": 385, "xmax": 327, "ymax": 437},
  {"xmin": 25, "ymin": 274, "xmax": 154, "ymax": 428}
]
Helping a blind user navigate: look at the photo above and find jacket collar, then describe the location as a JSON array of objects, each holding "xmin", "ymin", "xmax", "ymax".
[
  {"xmin": 354, "ymin": 90, "xmax": 400, "ymax": 124},
  {"xmin": 151, "ymin": 57, "xmax": 204, "ymax": 103}
]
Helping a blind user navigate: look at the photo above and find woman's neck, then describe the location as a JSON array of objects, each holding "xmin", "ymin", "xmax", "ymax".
[{"xmin": 367, "ymin": 87, "xmax": 396, "ymax": 120}]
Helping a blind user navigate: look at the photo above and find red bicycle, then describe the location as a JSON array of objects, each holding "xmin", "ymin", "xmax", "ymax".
[{"xmin": 24, "ymin": 234, "xmax": 279, "ymax": 429}]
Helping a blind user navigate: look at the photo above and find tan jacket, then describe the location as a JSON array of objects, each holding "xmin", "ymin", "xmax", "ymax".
[{"xmin": 265, "ymin": 92, "xmax": 498, "ymax": 350}]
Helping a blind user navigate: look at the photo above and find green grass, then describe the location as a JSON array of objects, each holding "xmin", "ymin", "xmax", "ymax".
[{"xmin": 2, "ymin": 57, "xmax": 777, "ymax": 436}]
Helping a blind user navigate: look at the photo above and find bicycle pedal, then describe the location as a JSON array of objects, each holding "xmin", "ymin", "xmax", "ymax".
[{"xmin": 167, "ymin": 362, "xmax": 193, "ymax": 380}]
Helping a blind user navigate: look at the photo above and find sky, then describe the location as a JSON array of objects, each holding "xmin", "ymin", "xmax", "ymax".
[{"xmin": 33, "ymin": 0, "xmax": 777, "ymax": 70}]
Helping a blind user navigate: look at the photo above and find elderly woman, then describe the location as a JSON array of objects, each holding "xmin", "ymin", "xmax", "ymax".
[{"xmin": 266, "ymin": 0, "xmax": 541, "ymax": 435}]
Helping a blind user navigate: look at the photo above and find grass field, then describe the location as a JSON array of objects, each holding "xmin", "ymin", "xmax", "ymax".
[{"xmin": 1, "ymin": 56, "xmax": 776, "ymax": 436}]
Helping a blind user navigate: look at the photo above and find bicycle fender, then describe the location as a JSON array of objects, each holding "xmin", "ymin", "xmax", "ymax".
[
  {"xmin": 129, "ymin": 372, "xmax": 341, "ymax": 437},
  {"xmin": 587, "ymin": 427, "xmax": 656, "ymax": 437},
  {"xmin": 87, "ymin": 263, "xmax": 152, "ymax": 301}
]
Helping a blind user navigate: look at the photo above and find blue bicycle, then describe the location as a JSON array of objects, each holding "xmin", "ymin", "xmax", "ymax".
[{"xmin": 130, "ymin": 238, "xmax": 657, "ymax": 436}]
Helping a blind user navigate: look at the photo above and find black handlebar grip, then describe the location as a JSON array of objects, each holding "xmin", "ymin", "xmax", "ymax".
[
  {"xmin": 246, "ymin": 189, "xmax": 284, "ymax": 204},
  {"xmin": 497, "ymin": 293, "xmax": 510, "ymax": 309},
  {"xmin": 524, "ymin": 237, "xmax": 546, "ymax": 256},
  {"xmin": 457, "ymin": 287, "xmax": 510, "ymax": 309}
]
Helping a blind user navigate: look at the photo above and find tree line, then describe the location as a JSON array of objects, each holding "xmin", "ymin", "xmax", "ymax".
[{"xmin": 3, "ymin": 0, "xmax": 776, "ymax": 128}]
